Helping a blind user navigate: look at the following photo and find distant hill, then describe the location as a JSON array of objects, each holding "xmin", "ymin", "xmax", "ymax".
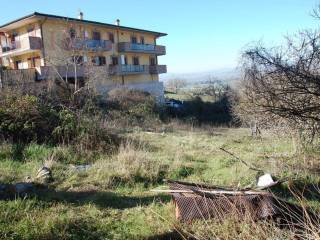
[{"xmin": 160, "ymin": 67, "xmax": 241, "ymax": 86}]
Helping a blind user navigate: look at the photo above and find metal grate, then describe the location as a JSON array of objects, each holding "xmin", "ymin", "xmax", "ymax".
[{"xmin": 167, "ymin": 180, "xmax": 317, "ymax": 225}]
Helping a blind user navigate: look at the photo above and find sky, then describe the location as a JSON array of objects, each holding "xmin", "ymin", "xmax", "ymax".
[{"xmin": 0, "ymin": 0, "xmax": 319, "ymax": 74}]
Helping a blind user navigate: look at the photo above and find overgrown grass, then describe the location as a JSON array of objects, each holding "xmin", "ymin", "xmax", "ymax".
[
  {"xmin": 0, "ymin": 127, "xmax": 319, "ymax": 239},
  {"xmin": 177, "ymin": 218, "xmax": 293, "ymax": 240}
]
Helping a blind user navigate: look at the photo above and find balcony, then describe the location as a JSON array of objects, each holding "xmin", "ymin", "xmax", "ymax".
[
  {"xmin": 36, "ymin": 64, "xmax": 167, "ymax": 80},
  {"xmin": 109, "ymin": 64, "xmax": 167, "ymax": 75},
  {"xmin": 66, "ymin": 38, "xmax": 112, "ymax": 51},
  {"xmin": 0, "ymin": 36, "xmax": 42, "ymax": 57},
  {"xmin": 118, "ymin": 42, "xmax": 166, "ymax": 55},
  {"xmin": 109, "ymin": 64, "xmax": 148, "ymax": 75},
  {"xmin": 38, "ymin": 66, "xmax": 85, "ymax": 80},
  {"xmin": 149, "ymin": 65, "xmax": 167, "ymax": 74}
]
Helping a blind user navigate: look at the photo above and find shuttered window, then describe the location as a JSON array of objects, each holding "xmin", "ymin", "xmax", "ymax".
[
  {"xmin": 109, "ymin": 33, "xmax": 114, "ymax": 43},
  {"xmin": 92, "ymin": 31, "xmax": 101, "ymax": 40},
  {"xmin": 133, "ymin": 56, "xmax": 139, "ymax": 65}
]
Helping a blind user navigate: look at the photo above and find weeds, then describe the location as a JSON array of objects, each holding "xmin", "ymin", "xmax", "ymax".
[
  {"xmin": 0, "ymin": 125, "xmax": 319, "ymax": 239},
  {"xmin": 91, "ymin": 140, "xmax": 171, "ymax": 188}
]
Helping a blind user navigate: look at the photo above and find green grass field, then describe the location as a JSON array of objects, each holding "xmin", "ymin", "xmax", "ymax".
[{"xmin": 0, "ymin": 127, "xmax": 319, "ymax": 239}]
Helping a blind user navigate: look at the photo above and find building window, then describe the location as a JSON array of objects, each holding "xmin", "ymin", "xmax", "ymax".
[
  {"xmin": 92, "ymin": 31, "xmax": 101, "ymax": 40},
  {"xmin": 131, "ymin": 36, "xmax": 137, "ymax": 44},
  {"xmin": 150, "ymin": 57, "xmax": 156, "ymax": 66},
  {"xmin": 84, "ymin": 30, "xmax": 89, "ymax": 39},
  {"xmin": 111, "ymin": 56, "xmax": 118, "ymax": 65},
  {"xmin": 92, "ymin": 56, "xmax": 106, "ymax": 66},
  {"xmin": 11, "ymin": 32, "xmax": 18, "ymax": 44},
  {"xmin": 120, "ymin": 55, "xmax": 128, "ymax": 65},
  {"xmin": 133, "ymin": 56, "xmax": 139, "ymax": 65},
  {"xmin": 100, "ymin": 56, "xmax": 106, "ymax": 65},
  {"xmin": 109, "ymin": 32, "xmax": 114, "ymax": 43},
  {"xmin": 140, "ymin": 36, "xmax": 145, "ymax": 44},
  {"xmin": 69, "ymin": 28, "xmax": 76, "ymax": 39}
]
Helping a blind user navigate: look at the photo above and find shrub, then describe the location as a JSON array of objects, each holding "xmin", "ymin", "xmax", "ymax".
[
  {"xmin": 107, "ymin": 88, "xmax": 155, "ymax": 110},
  {"xmin": 72, "ymin": 115, "xmax": 120, "ymax": 153},
  {"xmin": 165, "ymin": 95, "xmax": 233, "ymax": 126},
  {"xmin": 106, "ymin": 88, "xmax": 159, "ymax": 127},
  {"xmin": 0, "ymin": 94, "xmax": 59, "ymax": 144},
  {"xmin": 0, "ymin": 91, "xmax": 118, "ymax": 154},
  {"xmin": 52, "ymin": 108, "xmax": 77, "ymax": 144}
]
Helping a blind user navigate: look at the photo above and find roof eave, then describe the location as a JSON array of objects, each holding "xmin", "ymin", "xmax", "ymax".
[
  {"xmin": 0, "ymin": 12, "xmax": 167, "ymax": 37},
  {"xmin": 0, "ymin": 13, "xmax": 45, "ymax": 32}
]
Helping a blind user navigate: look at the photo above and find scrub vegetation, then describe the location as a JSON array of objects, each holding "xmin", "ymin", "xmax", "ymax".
[
  {"xmin": 0, "ymin": 85, "xmax": 319, "ymax": 239},
  {"xmin": 1, "ymin": 7, "xmax": 320, "ymax": 237}
]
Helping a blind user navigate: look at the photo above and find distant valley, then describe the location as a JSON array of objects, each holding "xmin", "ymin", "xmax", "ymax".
[{"xmin": 160, "ymin": 67, "xmax": 241, "ymax": 85}]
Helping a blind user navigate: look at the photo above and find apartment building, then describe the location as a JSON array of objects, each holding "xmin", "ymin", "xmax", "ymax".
[{"xmin": 0, "ymin": 12, "xmax": 167, "ymax": 100}]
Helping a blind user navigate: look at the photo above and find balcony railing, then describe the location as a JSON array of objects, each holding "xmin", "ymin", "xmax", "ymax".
[
  {"xmin": 109, "ymin": 64, "xmax": 148, "ymax": 75},
  {"xmin": 0, "ymin": 37, "xmax": 42, "ymax": 56},
  {"xmin": 149, "ymin": 65, "xmax": 167, "ymax": 74},
  {"xmin": 118, "ymin": 42, "xmax": 166, "ymax": 55},
  {"xmin": 66, "ymin": 38, "xmax": 112, "ymax": 51},
  {"xmin": 38, "ymin": 66, "xmax": 85, "ymax": 80},
  {"xmin": 109, "ymin": 64, "xmax": 167, "ymax": 75},
  {"xmin": 0, "ymin": 69, "xmax": 37, "ymax": 88},
  {"xmin": 36, "ymin": 64, "xmax": 166, "ymax": 79}
]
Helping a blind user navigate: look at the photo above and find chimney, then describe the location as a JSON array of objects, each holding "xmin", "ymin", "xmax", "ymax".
[
  {"xmin": 78, "ymin": 11, "xmax": 84, "ymax": 20},
  {"xmin": 115, "ymin": 19, "xmax": 120, "ymax": 26}
]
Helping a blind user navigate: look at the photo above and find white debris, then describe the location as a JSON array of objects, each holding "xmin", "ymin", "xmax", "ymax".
[
  {"xmin": 36, "ymin": 166, "xmax": 52, "ymax": 183},
  {"xmin": 257, "ymin": 173, "xmax": 276, "ymax": 188}
]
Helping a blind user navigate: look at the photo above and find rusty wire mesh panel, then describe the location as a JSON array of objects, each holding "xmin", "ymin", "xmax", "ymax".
[
  {"xmin": 168, "ymin": 180, "xmax": 280, "ymax": 221},
  {"xmin": 172, "ymin": 193, "xmax": 281, "ymax": 221},
  {"xmin": 169, "ymin": 180, "xmax": 320, "ymax": 224}
]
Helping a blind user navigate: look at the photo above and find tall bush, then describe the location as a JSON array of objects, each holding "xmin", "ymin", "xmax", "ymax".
[
  {"xmin": 106, "ymin": 88, "xmax": 158, "ymax": 127},
  {"xmin": 0, "ymin": 94, "xmax": 59, "ymax": 143}
]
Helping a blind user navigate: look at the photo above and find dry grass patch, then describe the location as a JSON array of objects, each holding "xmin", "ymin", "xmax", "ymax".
[{"xmin": 91, "ymin": 140, "xmax": 171, "ymax": 188}]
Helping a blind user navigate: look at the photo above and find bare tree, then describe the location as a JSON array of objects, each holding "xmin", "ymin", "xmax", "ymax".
[
  {"xmin": 44, "ymin": 20, "xmax": 109, "ymax": 102},
  {"xmin": 165, "ymin": 78, "xmax": 187, "ymax": 94},
  {"xmin": 201, "ymin": 76, "xmax": 229, "ymax": 101},
  {"xmin": 233, "ymin": 28, "xmax": 320, "ymax": 144}
]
